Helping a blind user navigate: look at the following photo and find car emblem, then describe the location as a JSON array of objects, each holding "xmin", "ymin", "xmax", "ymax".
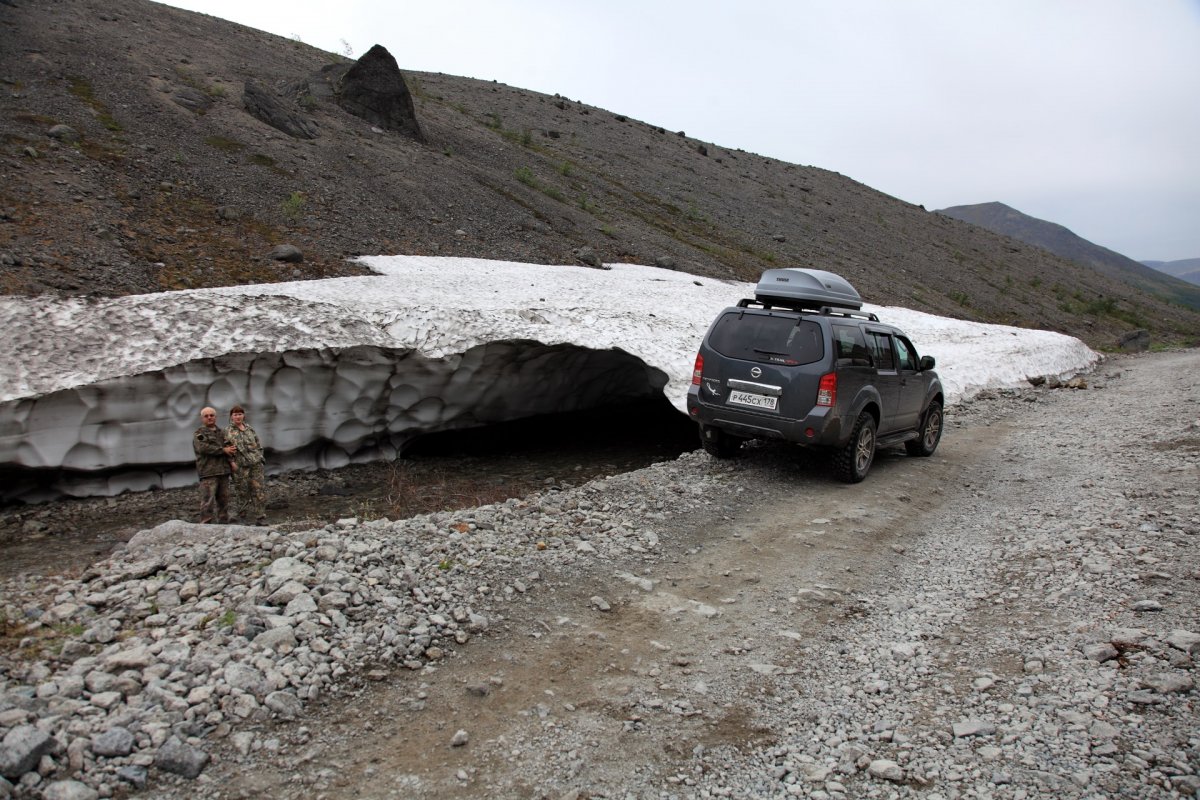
[{"xmin": 750, "ymin": 367, "xmax": 762, "ymax": 378}]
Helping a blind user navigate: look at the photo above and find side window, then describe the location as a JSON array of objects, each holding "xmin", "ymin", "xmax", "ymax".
[
  {"xmin": 868, "ymin": 332, "xmax": 895, "ymax": 370},
  {"xmin": 895, "ymin": 336, "xmax": 918, "ymax": 371},
  {"xmin": 833, "ymin": 324, "xmax": 871, "ymax": 365}
]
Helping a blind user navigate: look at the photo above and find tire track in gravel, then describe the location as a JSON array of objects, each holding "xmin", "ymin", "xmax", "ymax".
[{"xmin": 206, "ymin": 402, "xmax": 1017, "ymax": 799}]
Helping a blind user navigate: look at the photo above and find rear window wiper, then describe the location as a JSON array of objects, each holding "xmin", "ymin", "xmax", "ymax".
[{"xmin": 753, "ymin": 347, "xmax": 790, "ymax": 356}]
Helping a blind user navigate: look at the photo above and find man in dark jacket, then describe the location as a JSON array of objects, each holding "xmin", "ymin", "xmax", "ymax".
[{"xmin": 194, "ymin": 406, "xmax": 237, "ymax": 523}]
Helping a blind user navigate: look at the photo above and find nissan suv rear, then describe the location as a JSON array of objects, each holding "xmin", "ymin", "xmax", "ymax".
[{"xmin": 686, "ymin": 268, "xmax": 943, "ymax": 482}]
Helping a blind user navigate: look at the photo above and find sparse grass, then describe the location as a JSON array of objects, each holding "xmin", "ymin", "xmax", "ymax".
[
  {"xmin": 407, "ymin": 76, "xmax": 430, "ymax": 101},
  {"xmin": 68, "ymin": 76, "xmax": 122, "ymax": 131},
  {"xmin": 513, "ymin": 167, "xmax": 566, "ymax": 202},
  {"xmin": 385, "ymin": 462, "xmax": 516, "ymax": 518},
  {"xmin": 204, "ymin": 135, "xmax": 245, "ymax": 152},
  {"xmin": 281, "ymin": 191, "xmax": 306, "ymax": 222},
  {"xmin": 14, "ymin": 112, "xmax": 58, "ymax": 127},
  {"xmin": 1082, "ymin": 297, "xmax": 1117, "ymax": 316}
]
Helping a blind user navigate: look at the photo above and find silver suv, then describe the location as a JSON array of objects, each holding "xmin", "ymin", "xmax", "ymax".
[{"xmin": 686, "ymin": 268, "xmax": 944, "ymax": 482}]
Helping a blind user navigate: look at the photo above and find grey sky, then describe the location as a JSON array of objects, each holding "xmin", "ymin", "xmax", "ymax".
[{"xmin": 159, "ymin": 1, "xmax": 1200, "ymax": 262}]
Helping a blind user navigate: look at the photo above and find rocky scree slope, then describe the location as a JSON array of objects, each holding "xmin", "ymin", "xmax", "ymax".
[{"xmin": 2, "ymin": 0, "xmax": 1199, "ymax": 350}]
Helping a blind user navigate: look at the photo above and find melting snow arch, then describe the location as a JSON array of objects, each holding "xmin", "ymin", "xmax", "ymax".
[{"xmin": 0, "ymin": 341, "xmax": 670, "ymax": 503}]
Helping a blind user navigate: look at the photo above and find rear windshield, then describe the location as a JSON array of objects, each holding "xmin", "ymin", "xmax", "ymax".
[{"xmin": 707, "ymin": 312, "xmax": 824, "ymax": 366}]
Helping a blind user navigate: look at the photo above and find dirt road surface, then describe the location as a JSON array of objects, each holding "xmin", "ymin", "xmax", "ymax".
[{"xmin": 174, "ymin": 350, "xmax": 1196, "ymax": 799}]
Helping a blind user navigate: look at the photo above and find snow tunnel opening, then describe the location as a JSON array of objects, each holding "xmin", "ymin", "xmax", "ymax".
[{"xmin": 401, "ymin": 394, "xmax": 699, "ymax": 475}]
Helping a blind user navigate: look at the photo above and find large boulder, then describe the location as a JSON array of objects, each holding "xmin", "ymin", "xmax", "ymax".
[
  {"xmin": 333, "ymin": 44, "xmax": 424, "ymax": 141},
  {"xmin": 243, "ymin": 82, "xmax": 319, "ymax": 139}
]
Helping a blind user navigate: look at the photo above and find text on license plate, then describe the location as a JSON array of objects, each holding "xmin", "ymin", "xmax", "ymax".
[{"xmin": 727, "ymin": 390, "xmax": 777, "ymax": 410}]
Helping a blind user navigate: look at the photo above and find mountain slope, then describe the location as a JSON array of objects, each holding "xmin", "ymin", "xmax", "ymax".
[
  {"xmin": 937, "ymin": 202, "xmax": 1200, "ymax": 312},
  {"xmin": 2, "ymin": 0, "xmax": 1199, "ymax": 349},
  {"xmin": 1143, "ymin": 258, "xmax": 1200, "ymax": 287}
]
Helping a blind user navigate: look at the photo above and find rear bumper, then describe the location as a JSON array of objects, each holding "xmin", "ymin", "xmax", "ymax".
[{"xmin": 686, "ymin": 387, "xmax": 844, "ymax": 447}]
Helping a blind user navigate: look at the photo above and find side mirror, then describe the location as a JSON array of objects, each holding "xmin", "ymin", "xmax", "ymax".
[{"xmin": 919, "ymin": 355, "xmax": 936, "ymax": 371}]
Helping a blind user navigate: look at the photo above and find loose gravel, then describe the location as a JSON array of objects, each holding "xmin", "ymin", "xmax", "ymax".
[{"xmin": 1, "ymin": 351, "xmax": 1197, "ymax": 800}]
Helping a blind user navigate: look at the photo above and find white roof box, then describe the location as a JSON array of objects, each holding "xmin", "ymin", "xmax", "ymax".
[{"xmin": 754, "ymin": 268, "xmax": 863, "ymax": 310}]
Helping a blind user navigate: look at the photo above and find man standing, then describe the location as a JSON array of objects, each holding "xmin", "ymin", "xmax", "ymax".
[
  {"xmin": 193, "ymin": 406, "xmax": 236, "ymax": 524},
  {"xmin": 225, "ymin": 404, "xmax": 267, "ymax": 525}
]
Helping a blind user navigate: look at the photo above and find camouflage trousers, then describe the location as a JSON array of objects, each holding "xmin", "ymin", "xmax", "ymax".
[
  {"xmin": 198, "ymin": 475, "xmax": 232, "ymax": 524},
  {"xmin": 232, "ymin": 462, "xmax": 267, "ymax": 524}
]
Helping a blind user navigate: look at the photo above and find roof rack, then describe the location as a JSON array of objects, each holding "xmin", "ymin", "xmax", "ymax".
[{"xmin": 736, "ymin": 297, "xmax": 880, "ymax": 322}]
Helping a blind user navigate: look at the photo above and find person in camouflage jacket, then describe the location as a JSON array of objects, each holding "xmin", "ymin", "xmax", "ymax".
[
  {"xmin": 225, "ymin": 404, "xmax": 267, "ymax": 525},
  {"xmin": 193, "ymin": 407, "xmax": 236, "ymax": 524}
]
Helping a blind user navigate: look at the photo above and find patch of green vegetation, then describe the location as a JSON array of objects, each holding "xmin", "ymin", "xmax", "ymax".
[
  {"xmin": 484, "ymin": 112, "xmax": 502, "ymax": 130},
  {"xmin": 1030, "ymin": 276, "xmax": 1043, "ymax": 289},
  {"xmin": 68, "ymin": 76, "xmax": 122, "ymax": 132},
  {"xmin": 513, "ymin": 167, "xmax": 567, "ymax": 203},
  {"xmin": 558, "ymin": 161, "xmax": 574, "ymax": 177},
  {"xmin": 949, "ymin": 290, "xmax": 971, "ymax": 307},
  {"xmin": 1082, "ymin": 297, "xmax": 1116, "ymax": 316},
  {"xmin": 281, "ymin": 191, "xmax": 306, "ymax": 222},
  {"xmin": 515, "ymin": 166, "xmax": 536, "ymax": 187},
  {"xmin": 219, "ymin": 610, "xmax": 236, "ymax": 626},
  {"xmin": 438, "ymin": 558, "xmax": 453, "ymax": 571},
  {"xmin": 205, "ymin": 83, "xmax": 228, "ymax": 99},
  {"xmin": 14, "ymin": 112, "xmax": 58, "ymax": 127},
  {"xmin": 298, "ymin": 93, "xmax": 318, "ymax": 111},
  {"xmin": 204, "ymin": 135, "xmax": 245, "ymax": 152}
]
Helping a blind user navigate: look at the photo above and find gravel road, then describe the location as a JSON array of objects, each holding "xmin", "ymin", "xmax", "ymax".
[{"xmin": 2, "ymin": 351, "xmax": 1196, "ymax": 800}]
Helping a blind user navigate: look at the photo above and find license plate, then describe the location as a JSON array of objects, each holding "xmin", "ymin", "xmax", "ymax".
[{"xmin": 727, "ymin": 390, "xmax": 777, "ymax": 411}]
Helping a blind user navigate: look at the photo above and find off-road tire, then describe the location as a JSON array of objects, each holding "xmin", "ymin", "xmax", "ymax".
[
  {"xmin": 905, "ymin": 401, "xmax": 943, "ymax": 457},
  {"xmin": 833, "ymin": 411, "xmax": 876, "ymax": 483},
  {"xmin": 700, "ymin": 426, "xmax": 742, "ymax": 459}
]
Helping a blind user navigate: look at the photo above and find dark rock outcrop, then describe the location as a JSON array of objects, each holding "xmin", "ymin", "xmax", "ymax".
[
  {"xmin": 243, "ymin": 81, "xmax": 319, "ymax": 139},
  {"xmin": 1117, "ymin": 329, "xmax": 1151, "ymax": 352},
  {"xmin": 333, "ymin": 44, "xmax": 424, "ymax": 141}
]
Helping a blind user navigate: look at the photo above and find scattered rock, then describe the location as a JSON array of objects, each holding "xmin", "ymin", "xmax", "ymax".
[
  {"xmin": 268, "ymin": 244, "xmax": 304, "ymax": 263},
  {"xmin": 46, "ymin": 124, "xmax": 80, "ymax": 142},
  {"xmin": 154, "ymin": 737, "xmax": 209, "ymax": 779}
]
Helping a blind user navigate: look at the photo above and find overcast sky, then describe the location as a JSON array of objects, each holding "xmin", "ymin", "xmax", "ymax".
[{"xmin": 159, "ymin": 1, "xmax": 1200, "ymax": 262}]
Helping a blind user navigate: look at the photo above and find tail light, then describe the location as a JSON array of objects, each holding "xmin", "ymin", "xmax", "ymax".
[
  {"xmin": 816, "ymin": 372, "xmax": 837, "ymax": 407},
  {"xmin": 692, "ymin": 353, "xmax": 704, "ymax": 385}
]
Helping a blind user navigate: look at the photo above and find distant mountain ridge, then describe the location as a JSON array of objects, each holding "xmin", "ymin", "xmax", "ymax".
[
  {"xmin": 1142, "ymin": 258, "xmax": 1200, "ymax": 287},
  {"xmin": 935, "ymin": 202, "xmax": 1200, "ymax": 312}
]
